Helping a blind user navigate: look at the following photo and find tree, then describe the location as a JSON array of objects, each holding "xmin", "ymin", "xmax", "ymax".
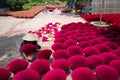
[{"xmin": 6, "ymin": 0, "xmax": 28, "ymax": 11}]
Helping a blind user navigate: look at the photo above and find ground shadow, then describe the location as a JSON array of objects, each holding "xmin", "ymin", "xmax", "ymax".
[{"xmin": 0, "ymin": 34, "xmax": 25, "ymax": 67}]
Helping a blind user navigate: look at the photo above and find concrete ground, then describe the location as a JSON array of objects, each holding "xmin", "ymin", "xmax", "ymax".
[{"xmin": 0, "ymin": 9, "xmax": 86, "ymax": 67}]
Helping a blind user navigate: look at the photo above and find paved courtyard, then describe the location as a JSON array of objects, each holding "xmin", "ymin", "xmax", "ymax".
[{"xmin": 0, "ymin": 9, "xmax": 86, "ymax": 67}]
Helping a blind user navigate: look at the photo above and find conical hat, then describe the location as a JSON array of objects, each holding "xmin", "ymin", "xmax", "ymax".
[{"xmin": 22, "ymin": 33, "xmax": 38, "ymax": 41}]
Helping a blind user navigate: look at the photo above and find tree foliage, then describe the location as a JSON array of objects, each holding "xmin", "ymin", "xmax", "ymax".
[
  {"xmin": 6, "ymin": 0, "xmax": 65, "ymax": 11},
  {"xmin": 6, "ymin": 0, "xmax": 28, "ymax": 11}
]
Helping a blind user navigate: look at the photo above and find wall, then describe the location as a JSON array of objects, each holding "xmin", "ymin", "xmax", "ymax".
[{"xmin": 92, "ymin": 0, "xmax": 120, "ymax": 14}]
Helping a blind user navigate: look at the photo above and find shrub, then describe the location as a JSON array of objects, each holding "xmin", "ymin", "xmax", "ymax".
[
  {"xmin": 6, "ymin": 0, "xmax": 28, "ymax": 11},
  {"xmin": 22, "ymin": 3, "xmax": 32, "ymax": 10},
  {"xmin": 23, "ymin": 2, "xmax": 45, "ymax": 10}
]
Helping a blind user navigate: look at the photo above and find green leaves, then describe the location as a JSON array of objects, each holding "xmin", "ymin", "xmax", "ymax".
[
  {"xmin": 6, "ymin": 0, "xmax": 28, "ymax": 11},
  {"xmin": 6, "ymin": 0, "xmax": 65, "ymax": 11}
]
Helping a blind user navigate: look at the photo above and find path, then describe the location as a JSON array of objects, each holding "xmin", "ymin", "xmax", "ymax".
[{"xmin": 0, "ymin": 9, "xmax": 86, "ymax": 67}]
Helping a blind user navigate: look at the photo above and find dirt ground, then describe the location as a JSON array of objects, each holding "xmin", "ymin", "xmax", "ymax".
[{"xmin": 0, "ymin": 9, "xmax": 86, "ymax": 67}]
